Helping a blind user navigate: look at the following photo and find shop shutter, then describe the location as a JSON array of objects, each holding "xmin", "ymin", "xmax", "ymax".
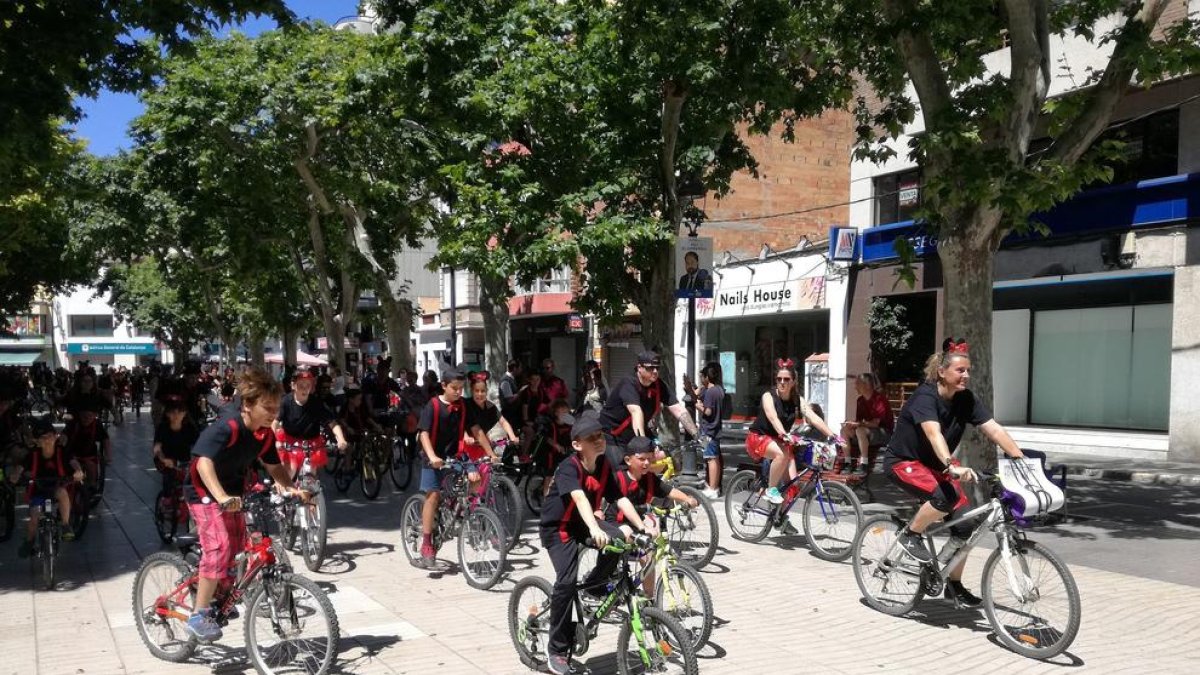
[{"xmin": 604, "ymin": 338, "xmax": 643, "ymax": 384}]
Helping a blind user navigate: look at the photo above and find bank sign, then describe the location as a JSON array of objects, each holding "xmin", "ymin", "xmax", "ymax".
[
  {"xmin": 697, "ymin": 277, "xmax": 826, "ymax": 319},
  {"xmin": 66, "ymin": 342, "xmax": 159, "ymax": 355}
]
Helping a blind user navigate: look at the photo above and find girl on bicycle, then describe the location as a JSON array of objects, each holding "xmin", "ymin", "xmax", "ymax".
[
  {"xmin": 152, "ymin": 396, "xmax": 198, "ymax": 496},
  {"xmin": 884, "ymin": 338, "xmax": 1024, "ymax": 607},
  {"xmin": 463, "ymin": 372, "xmax": 519, "ymax": 463},
  {"xmin": 744, "ymin": 358, "xmax": 840, "ymax": 506}
]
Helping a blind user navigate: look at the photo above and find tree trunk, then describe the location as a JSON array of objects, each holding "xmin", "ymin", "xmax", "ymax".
[
  {"xmin": 637, "ymin": 240, "xmax": 679, "ymax": 441},
  {"xmin": 282, "ymin": 325, "xmax": 297, "ymax": 370},
  {"xmin": 478, "ymin": 273, "xmax": 512, "ymax": 394},
  {"xmin": 375, "ymin": 271, "xmax": 413, "ymax": 375},
  {"xmin": 248, "ymin": 330, "xmax": 266, "ymax": 368},
  {"xmin": 937, "ymin": 216, "xmax": 1000, "ymax": 473}
]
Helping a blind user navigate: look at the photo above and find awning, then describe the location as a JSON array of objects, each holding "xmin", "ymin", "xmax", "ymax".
[
  {"xmin": 0, "ymin": 351, "xmax": 40, "ymax": 366},
  {"xmin": 263, "ymin": 351, "xmax": 327, "ymax": 366}
]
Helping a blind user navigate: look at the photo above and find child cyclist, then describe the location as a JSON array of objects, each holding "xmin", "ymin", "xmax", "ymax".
[
  {"xmin": 416, "ymin": 368, "xmax": 470, "ymax": 568},
  {"xmin": 152, "ymin": 395, "xmax": 198, "ymax": 496},
  {"xmin": 15, "ymin": 416, "xmax": 83, "ymax": 557},
  {"xmin": 538, "ymin": 414, "xmax": 657, "ymax": 675}
]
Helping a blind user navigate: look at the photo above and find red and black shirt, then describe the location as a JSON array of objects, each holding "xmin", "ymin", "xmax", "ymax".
[
  {"xmin": 418, "ymin": 395, "xmax": 467, "ymax": 459},
  {"xmin": 60, "ymin": 418, "xmax": 108, "ymax": 459},
  {"xmin": 605, "ymin": 470, "xmax": 670, "ymax": 523},
  {"xmin": 539, "ymin": 454, "xmax": 623, "ymax": 543},
  {"xmin": 185, "ymin": 413, "xmax": 280, "ymax": 504},
  {"xmin": 598, "ymin": 375, "xmax": 678, "ymax": 444}
]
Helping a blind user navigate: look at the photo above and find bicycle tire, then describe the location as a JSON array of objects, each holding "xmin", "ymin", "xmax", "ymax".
[
  {"xmin": 244, "ymin": 573, "xmax": 340, "ymax": 675},
  {"xmin": 667, "ymin": 486, "xmax": 719, "ymax": 569},
  {"xmin": 91, "ymin": 461, "xmax": 107, "ymax": 507},
  {"xmin": 723, "ymin": 470, "xmax": 772, "ymax": 543},
  {"xmin": 508, "ymin": 575, "xmax": 554, "ymax": 669},
  {"xmin": 331, "ymin": 451, "xmax": 355, "ymax": 494},
  {"xmin": 458, "ymin": 505, "xmax": 507, "ymax": 590},
  {"xmin": 523, "ymin": 474, "xmax": 546, "ymax": 514},
  {"xmin": 361, "ymin": 438, "xmax": 383, "ymax": 500},
  {"xmin": 153, "ymin": 490, "xmax": 178, "ymax": 543},
  {"xmin": 852, "ymin": 515, "xmax": 924, "ymax": 616},
  {"xmin": 0, "ymin": 485, "xmax": 15, "ymax": 542},
  {"xmin": 982, "ymin": 540, "xmax": 1081, "ymax": 660},
  {"xmin": 131, "ymin": 551, "xmax": 197, "ymax": 663},
  {"xmin": 802, "ymin": 480, "xmax": 863, "ymax": 562},
  {"xmin": 39, "ymin": 527, "xmax": 56, "ymax": 589},
  {"xmin": 390, "ymin": 440, "xmax": 414, "ymax": 491},
  {"xmin": 399, "ymin": 493, "xmax": 425, "ymax": 567},
  {"xmin": 616, "ymin": 605, "xmax": 698, "ymax": 675},
  {"xmin": 71, "ymin": 487, "xmax": 92, "ymax": 540},
  {"xmin": 300, "ymin": 490, "xmax": 328, "ymax": 572},
  {"xmin": 486, "ymin": 473, "xmax": 523, "ymax": 551},
  {"xmin": 654, "ymin": 562, "xmax": 714, "ymax": 650}
]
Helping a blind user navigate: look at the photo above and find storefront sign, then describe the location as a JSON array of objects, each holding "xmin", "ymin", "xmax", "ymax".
[
  {"xmin": 317, "ymin": 336, "xmax": 360, "ymax": 350},
  {"xmin": 66, "ymin": 342, "xmax": 159, "ymax": 355},
  {"xmin": 697, "ymin": 277, "xmax": 826, "ymax": 319},
  {"xmin": 566, "ymin": 313, "xmax": 586, "ymax": 333},
  {"xmin": 828, "ymin": 227, "xmax": 859, "ymax": 262}
]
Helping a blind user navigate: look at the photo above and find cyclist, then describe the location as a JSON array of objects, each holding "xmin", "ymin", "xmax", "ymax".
[
  {"xmin": 340, "ymin": 385, "xmax": 384, "ymax": 449},
  {"xmin": 884, "ymin": 338, "xmax": 1024, "ymax": 607},
  {"xmin": 539, "ymin": 414, "xmax": 654, "ymax": 675},
  {"xmin": 689, "ymin": 362, "xmax": 725, "ymax": 499},
  {"xmin": 272, "ymin": 368, "xmax": 349, "ymax": 478},
  {"xmin": 59, "ymin": 370, "xmax": 107, "ymax": 420},
  {"xmin": 152, "ymin": 396, "xmax": 199, "ymax": 497},
  {"xmin": 498, "ymin": 359, "xmax": 524, "ymax": 434},
  {"xmin": 745, "ymin": 358, "xmax": 840, "ymax": 507},
  {"xmin": 597, "ymin": 351, "xmax": 699, "ymax": 470},
  {"xmin": 59, "ymin": 400, "xmax": 111, "ymax": 488},
  {"xmin": 537, "ymin": 358, "xmax": 568, "ymax": 416},
  {"xmin": 416, "ymin": 368, "xmax": 469, "ymax": 568},
  {"xmin": 15, "ymin": 416, "xmax": 83, "ymax": 557},
  {"xmin": 463, "ymin": 372, "xmax": 519, "ymax": 463},
  {"xmin": 184, "ymin": 367, "xmax": 307, "ymax": 643},
  {"xmin": 96, "ymin": 365, "xmax": 115, "ymax": 411}
]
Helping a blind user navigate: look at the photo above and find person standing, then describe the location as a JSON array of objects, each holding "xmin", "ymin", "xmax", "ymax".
[
  {"xmin": 498, "ymin": 359, "xmax": 524, "ymax": 432},
  {"xmin": 690, "ymin": 363, "xmax": 725, "ymax": 499}
]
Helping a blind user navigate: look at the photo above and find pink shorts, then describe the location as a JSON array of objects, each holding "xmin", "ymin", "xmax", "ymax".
[{"xmin": 189, "ymin": 501, "xmax": 246, "ymax": 580}]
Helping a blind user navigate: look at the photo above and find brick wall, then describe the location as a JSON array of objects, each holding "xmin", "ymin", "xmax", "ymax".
[
  {"xmin": 1152, "ymin": 0, "xmax": 1191, "ymax": 40},
  {"xmin": 703, "ymin": 110, "xmax": 855, "ymax": 258}
]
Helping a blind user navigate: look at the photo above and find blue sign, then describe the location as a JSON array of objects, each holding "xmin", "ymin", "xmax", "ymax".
[
  {"xmin": 828, "ymin": 227, "xmax": 860, "ymax": 261},
  {"xmin": 66, "ymin": 342, "xmax": 159, "ymax": 355}
]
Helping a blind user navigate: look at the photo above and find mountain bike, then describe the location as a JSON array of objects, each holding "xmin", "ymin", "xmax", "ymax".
[
  {"xmin": 31, "ymin": 482, "xmax": 74, "ymax": 590},
  {"xmin": 331, "ymin": 432, "xmax": 389, "ymax": 500},
  {"xmin": 852, "ymin": 473, "xmax": 1080, "ymax": 659},
  {"xmin": 724, "ymin": 436, "xmax": 863, "ymax": 561},
  {"xmin": 642, "ymin": 523, "xmax": 714, "ymax": 650},
  {"xmin": 389, "ymin": 429, "xmax": 416, "ymax": 491},
  {"xmin": 508, "ymin": 534, "xmax": 698, "ymax": 675},
  {"xmin": 276, "ymin": 440, "xmax": 330, "ymax": 572},
  {"xmin": 131, "ymin": 483, "xmax": 340, "ymax": 674},
  {"xmin": 478, "ymin": 439, "xmax": 523, "ymax": 551},
  {"xmin": 399, "ymin": 459, "xmax": 507, "ymax": 589},
  {"xmin": 153, "ymin": 462, "xmax": 190, "ymax": 543}
]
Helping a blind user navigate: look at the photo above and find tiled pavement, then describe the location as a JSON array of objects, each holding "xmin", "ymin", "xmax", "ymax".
[{"xmin": 1, "ymin": 415, "xmax": 1197, "ymax": 674}]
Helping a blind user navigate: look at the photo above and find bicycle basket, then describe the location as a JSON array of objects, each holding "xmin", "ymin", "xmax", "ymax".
[
  {"xmin": 998, "ymin": 457, "xmax": 1065, "ymax": 525},
  {"xmin": 801, "ymin": 442, "xmax": 837, "ymax": 471}
]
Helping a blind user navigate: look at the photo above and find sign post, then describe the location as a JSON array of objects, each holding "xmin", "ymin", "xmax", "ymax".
[{"xmin": 676, "ymin": 236, "xmax": 714, "ymax": 391}]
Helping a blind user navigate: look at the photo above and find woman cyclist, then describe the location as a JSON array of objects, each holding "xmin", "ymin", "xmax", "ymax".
[
  {"xmin": 884, "ymin": 338, "xmax": 1024, "ymax": 607},
  {"xmin": 744, "ymin": 358, "xmax": 840, "ymax": 506}
]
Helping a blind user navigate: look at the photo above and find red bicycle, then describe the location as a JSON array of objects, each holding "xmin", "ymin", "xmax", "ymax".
[{"xmin": 131, "ymin": 482, "xmax": 340, "ymax": 674}]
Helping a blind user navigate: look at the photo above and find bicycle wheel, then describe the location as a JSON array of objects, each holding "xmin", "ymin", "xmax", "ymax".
[
  {"xmin": 457, "ymin": 506, "xmax": 507, "ymax": 590},
  {"xmin": 485, "ymin": 473, "xmax": 523, "ymax": 551},
  {"xmin": 244, "ymin": 573, "xmax": 340, "ymax": 675},
  {"xmin": 666, "ymin": 486, "xmax": 719, "ymax": 569},
  {"xmin": 91, "ymin": 461, "xmax": 107, "ymax": 506},
  {"xmin": 131, "ymin": 551, "xmax": 197, "ymax": 663},
  {"xmin": 616, "ymin": 605, "xmax": 698, "ymax": 675},
  {"xmin": 360, "ymin": 439, "xmax": 383, "ymax": 500},
  {"xmin": 723, "ymin": 470, "xmax": 773, "ymax": 543},
  {"xmin": 399, "ymin": 493, "xmax": 425, "ymax": 567},
  {"xmin": 300, "ymin": 490, "xmax": 328, "ymax": 572},
  {"xmin": 331, "ymin": 451, "xmax": 355, "ymax": 494},
  {"xmin": 654, "ymin": 563, "xmax": 714, "ymax": 650},
  {"xmin": 39, "ymin": 528, "xmax": 55, "ymax": 589},
  {"xmin": 114, "ymin": 402, "xmax": 124, "ymax": 426},
  {"xmin": 70, "ymin": 488, "xmax": 91, "ymax": 540},
  {"xmin": 852, "ymin": 515, "xmax": 924, "ymax": 616},
  {"xmin": 0, "ymin": 485, "xmax": 15, "ymax": 542},
  {"xmin": 802, "ymin": 480, "xmax": 863, "ymax": 562},
  {"xmin": 982, "ymin": 540, "xmax": 1081, "ymax": 659},
  {"xmin": 508, "ymin": 575, "xmax": 554, "ymax": 669},
  {"xmin": 522, "ymin": 473, "xmax": 545, "ymax": 514},
  {"xmin": 154, "ymin": 490, "xmax": 178, "ymax": 544},
  {"xmin": 389, "ymin": 440, "xmax": 413, "ymax": 491}
]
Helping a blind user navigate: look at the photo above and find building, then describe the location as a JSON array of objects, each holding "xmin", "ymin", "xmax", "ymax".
[
  {"xmin": 51, "ymin": 286, "xmax": 167, "ymax": 369},
  {"xmin": 0, "ymin": 295, "xmax": 55, "ymax": 367},
  {"xmin": 845, "ymin": 8, "xmax": 1200, "ymax": 461}
]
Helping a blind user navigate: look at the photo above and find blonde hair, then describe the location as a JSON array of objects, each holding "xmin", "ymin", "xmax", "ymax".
[
  {"xmin": 924, "ymin": 352, "xmax": 970, "ymax": 384},
  {"xmin": 238, "ymin": 367, "xmax": 283, "ymax": 406}
]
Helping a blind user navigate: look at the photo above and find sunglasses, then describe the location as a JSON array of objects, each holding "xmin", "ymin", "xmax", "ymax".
[
  {"xmin": 640, "ymin": 365, "xmax": 660, "ymax": 371},
  {"xmin": 776, "ymin": 376, "xmax": 793, "ymax": 383}
]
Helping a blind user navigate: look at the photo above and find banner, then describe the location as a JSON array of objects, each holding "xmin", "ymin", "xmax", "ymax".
[{"xmin": 675, "ymin": 237, "xmax": 714, "ymax": 299}]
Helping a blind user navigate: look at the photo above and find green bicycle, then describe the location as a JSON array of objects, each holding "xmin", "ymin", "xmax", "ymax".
[{"xmin": 508, "ymin": 535, "xmax": 698, "ymax": 675}]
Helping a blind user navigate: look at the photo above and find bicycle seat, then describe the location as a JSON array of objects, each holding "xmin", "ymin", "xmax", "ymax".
[{"xmin": 175, "ymin": 532, "xmax": 200, "ymax": 550}]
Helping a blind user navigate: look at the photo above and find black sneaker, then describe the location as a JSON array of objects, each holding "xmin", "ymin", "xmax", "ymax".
[
  {"xmin": 896, "ymin": 530, "xmax": 932, "ymax": 563},
  {"xmin": 546, "ymin": 649, "xmax": 580, "ymax": 675},
  {"xmin": 945, "ymin": 580, "xmax": 982, "ymax": 608}
]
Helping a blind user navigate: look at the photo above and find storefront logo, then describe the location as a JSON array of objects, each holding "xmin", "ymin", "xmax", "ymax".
[{"xmin": 700, "ymin": 277, "xmax": 824, "ymax": 319}]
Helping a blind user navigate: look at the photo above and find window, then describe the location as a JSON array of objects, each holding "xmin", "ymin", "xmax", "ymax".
[
  {"xmin": 1029, "ymin": 304, "xmax": 1170, "ymax": 431},
  {"xmin": 69, "ymin": 314, "xmax": 114, "ymax": 337},
  {"xmin": 515, "ymin": 266, "xmax": 572, "ymax": 295},
  {"xmin": 1101, "ymin": 110, "xmax": 1179, "ymax": 186},
  {"xmin": 134, "ymin": 325, "xmax": 154, "ymax": 337},
  {"xmin": 873, "ymin": 168, "xmax": 922, "ymax": 226}
]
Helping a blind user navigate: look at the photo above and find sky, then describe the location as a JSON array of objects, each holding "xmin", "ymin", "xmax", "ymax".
[{"xmin": 72, "ymin": 0, "xmax": 362, "ymax": 156}]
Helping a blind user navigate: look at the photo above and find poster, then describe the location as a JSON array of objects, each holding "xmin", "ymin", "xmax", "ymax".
[{"xmin": 675, "ymin": 236, "xmax": 714, "ymax": 299}]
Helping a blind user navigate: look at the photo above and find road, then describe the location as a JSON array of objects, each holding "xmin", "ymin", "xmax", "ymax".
[{"xmin": 0, "ymin": 413, "xmax": 1196, "ymax": 674}]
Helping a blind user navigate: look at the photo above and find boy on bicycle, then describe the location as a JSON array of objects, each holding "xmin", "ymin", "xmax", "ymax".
[
  {"xmin": 15, "ymin": 417, "xmax": 83, "ymax": 557},
  {"xmin": 416, "ymin": 368, "xmax": 469, "ymax": 568},
  {"xmin": 538, "ymin": 414, "xmax": 656, "ymax": 675},
  {"xmin": 59, "ymin": 401, "xmax": 110, "ymax": 488}
]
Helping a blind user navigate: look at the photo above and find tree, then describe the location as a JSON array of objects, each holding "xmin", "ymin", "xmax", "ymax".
[
  {"xmin": 866, "ymin": 297, "xmax": 914, "ymax": 384},
  {"xmin": 98, "ymin": 258, "xmax": 210, "ymax": 364},
  {"xmin": 829, "ymin": 0, "xmax": 1200, "ymax": 465}
]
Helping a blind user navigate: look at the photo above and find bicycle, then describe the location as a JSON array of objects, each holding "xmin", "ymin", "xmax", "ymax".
[
  {"xmin": 508, "ymin": 534, "xmax": 698, "ymax": 675},
  {"xmin": 276, "ymin": 439, "xmax": 330, "ymax": 572},
  {"xmin": 69, "ymin": 456, "xmax": 106, "ymax": 540},
  {"xmin": 645, "ymin": 443, "xmax": 720, "ymax": 570},
  {"xmin": 477, "ymin": 439, "xmax": 523, "ymax": 551},
  {"xmin": 153, "ymin": 461, "xmax": 190, "ymax": 543},
  {"xmin": 389, "ymin": 426, "xmax": 416, "ymax": 491},
  {"xmin": 642, "ymin": 522, "xmax": 714, "ymax": 650},
  {"xmin": 330, "ymin": 432, "xmax": 389, "ymax": 500},
  {"xmin": 30, "ymin": 479, "xmax": 75, "ymax": 590},
  {"xmin": 131, "ymin": 482, "xmax": 340, "ymax": 674},
  {"xmin": 113, "ymin": 392, "xmax": 127, "ymax": 427},
  {"xmin": 399, "ymin": 458, "xmax": 508, "ymax": 589},
  {"xmin": 852, "ymin": 472, "xmax": 1080, "ymax": 659},
  {"xmin": 724, "ymin": 436, "xmax": 863, "ymax": 561}
]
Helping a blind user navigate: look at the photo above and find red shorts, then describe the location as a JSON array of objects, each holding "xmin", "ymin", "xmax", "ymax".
[
  {"xmin": 189, "ymin": 501, "xmax": 246, "ymax": 580},
  {"xmin": 274, "ymin": 430, "xmax": 329, "ymax": 471},
  {"xmin": 461, "ymin": 439, "xmax": 486, "ymax": 462},
  {"xmin": 745, "ymin": 431, "xmax": 783, "ymax": 462},
  {"xmin": 887, "ymin": 460, "xmax": 969, "ymax": 512}
]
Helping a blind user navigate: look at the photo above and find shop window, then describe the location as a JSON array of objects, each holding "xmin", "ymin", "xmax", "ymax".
[
  {"xmin": 69, "ymin": 314, "xmax": 114, "ymax": 337},
  {"xmin": 873, "ymin": 168, "xmax": 922, "ymax": 226},
  {"xmin": 1029, "ymin": 304, "xmax": 1170, "ymax": 431}
]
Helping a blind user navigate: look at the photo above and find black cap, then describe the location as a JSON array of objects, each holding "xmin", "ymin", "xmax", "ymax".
[
  {"xmin": 636, "ymin": 351, "xmax": 661, "ymax": 367},
  {"xmin": 570, "ymin": 414, "xmax": 604, "ymax": 440},
  {"xmin": 30, "ymin": 416, "xmax": 56, "ymax": 438},
  {"xmin": 624, "ymin": 436, "xmax": 654, "ymax": 455}
]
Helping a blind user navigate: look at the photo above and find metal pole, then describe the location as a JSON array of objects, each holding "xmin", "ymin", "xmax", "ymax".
[
  {"xmin": 686, "ymin": 230, "xmax": 698, "ymax": 393},
  {"xmin": 449, "ymin": 267, "xmax": 458, "ymax": 366}
]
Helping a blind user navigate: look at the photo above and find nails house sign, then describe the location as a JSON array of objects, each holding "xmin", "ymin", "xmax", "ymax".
[{"xmin": 696, "ymin": 276, "xmax": 826, "ymax": 319}]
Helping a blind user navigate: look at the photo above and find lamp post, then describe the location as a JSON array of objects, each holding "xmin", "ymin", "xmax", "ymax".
[{"xmin": 678, "ymin": 173, "xmax": 706, "ymax": 404}]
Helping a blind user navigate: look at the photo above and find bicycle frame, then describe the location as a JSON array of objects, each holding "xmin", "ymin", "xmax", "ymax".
[{"xmin": 573, "ymin": 543, "xmax": 657, "ymax": 666}]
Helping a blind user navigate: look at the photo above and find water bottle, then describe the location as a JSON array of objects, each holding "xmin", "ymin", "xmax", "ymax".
[{"xmin": 938, "ymin": 536, "xmax": 966, "ymax": 566}]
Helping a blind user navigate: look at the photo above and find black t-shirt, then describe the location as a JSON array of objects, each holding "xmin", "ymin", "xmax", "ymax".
[
  {"xmin": 539, "ymin": 453, "xmax": 624, "ymax": 543},
  {"xmin": 466, "ymin": 399, "xmax": 500, "ymax": 434},
  {"xmin": 185, "ymin": 414, "xmax": 280, "ymax": 503},
  {"xmin": 155, "ymin": 422, "xmax": 199, "ymax": 463},
  {"xmin": 698, "ymin": 385, "xmax": 725, "ymax": 436},
  {"xmin": 418, "ymin": 396, "xmax": 467, "ymax": 459},
  {"xmin": 887, "ymin": 382, "xmax": 993, "ymax": 468},
  {"xmin": 748, "ymin": 390, "xmax": 798, "ymax": 437},
  {"xmin": 61, "ymin": 419, "xmax": 108, "ymax": 458},
  {"xmin": 598, "ymin": 376, "xmax": 678, "ymax": 444},
  {"xmin": 277, "ymin": 393, "xmax": 336, "ymax": 439},
  {"xmin": 605, "ymin": 469, "xmax": 670, "ymax": 523},
  {"xmin": 28, "ymin": 447, "xmax": 74, "ymax": 485}
]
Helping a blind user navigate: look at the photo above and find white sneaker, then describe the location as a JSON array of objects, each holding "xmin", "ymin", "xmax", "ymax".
[{"xmin": 700, "ymin": 487, "xmax": 719, "ymax": 500}]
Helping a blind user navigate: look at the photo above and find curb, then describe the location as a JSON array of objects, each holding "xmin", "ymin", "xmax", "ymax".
[{"xmin": 1061, "ymin": 465, "xmax": 1200, "ymax": 487}]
